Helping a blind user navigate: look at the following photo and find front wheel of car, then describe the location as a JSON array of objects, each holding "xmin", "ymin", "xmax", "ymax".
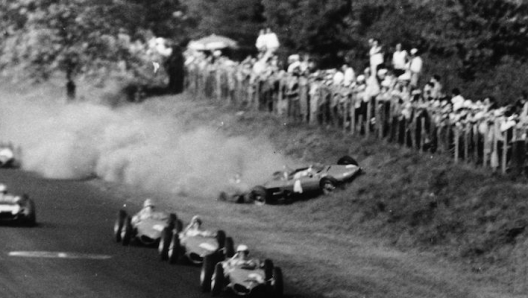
[
  {"xmin": 114, "ymin": 210, "xmax": 127, "ymax": 242},
  {"xmin": 211, "ymin": 263, "xmax": 224, "ymax": 297},
  {"xmin": 121, "ymin": 216, "xmax": 132, "ymax": 246},
  {"xmin": 216, "ymin": 230, "xmax": 226, "ymax": 249},
  {"xmin": 320, "ymin": 177, "xmax": 338, "ymax": 195},
  {"xmin": 250, "ymin": 186, "xmax": 269, "ymax": 206},
  {"xmin": 159, "ymin": 227, "xmax": 172, "ymax": 261},
  {"xmin": 224, "ymin": 237, "xmax": 235, "ymax": 259},
  {"xmin": 168, "ymin": 232, "xmax": 182, "ymax": 264},
  {"xmin": 201, "ymin": 254, "xmax": 216, "ymax": 292}
]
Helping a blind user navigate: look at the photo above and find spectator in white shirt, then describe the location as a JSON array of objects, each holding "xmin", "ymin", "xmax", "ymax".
[
  {"xmin": 409, "ymin": 48, "xmax": 423, "ymax": 88},
  {"xmin": 369, "ymin": 38, "xmax": 384, "ymax": 77},
  {"xmin": 392, "ymin": 43, "xmax": 408, "ymax": 77},
  {"xmin": 342, "ymin": 64, "xmax": 355, "ymax": 86}
]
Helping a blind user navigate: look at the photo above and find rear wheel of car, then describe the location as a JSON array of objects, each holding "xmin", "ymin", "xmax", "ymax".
[
  {"xmin": 25, "ymin": 197, "xmax": 36, "ymax": 227},
  {"xmin": 121, "ymin": 216, "xmax": 132, "ymax": 246},
  {"xmin": 320, "ymin": 177, "xmax": 338, "ymax": 195},
  {"xmin": 114, "ymin": 210, "xmax": 127, "ymax": 242},
  {"xmin": 216, "ymin": 230, "xmax": 226, "ymax": 249},
  {"xmin": 224, "ymin": 237, "xmax": 235, "ymax": 259},
  {"xmin": 158, "ymin": 227, "xmax": 172, "ymax": 261},
  {"xmin": 250, "ymin": 186, "xmax": 269, "ymax": 206},
  {"xmin": 269, "ymin": 267, "xmax": 284, "ymax": 297},
  {"xmin": 201, "ymin": 254, "xmax": 216, "ymax": 292},
  {"xmin": 264, "ymin": 259, "xmax": 274, "ymax": 280},
  {"xmin": 211, "ymin": 263, "xmax": 224, "ymax": 297},
  {"xmin": 168, "ymin": 232, "xmax": 182, "ymax": 264},
  {"xmin": 337, "ymin": 155, "xmax": 358, "ymax": 166}
]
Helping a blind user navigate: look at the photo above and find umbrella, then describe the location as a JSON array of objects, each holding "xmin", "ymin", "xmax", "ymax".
[{"xmin": 187, "ymin": 34, "xmax": 239, "ymax": 51}]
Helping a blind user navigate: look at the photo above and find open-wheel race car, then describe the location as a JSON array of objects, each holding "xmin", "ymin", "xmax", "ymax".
[
  {"xmin": 201, "ymin": 244, "xmax": 283, "ymax": 297},
  {"xmin": 219, "ymin": 155, "xmax": 362, "ymax": 205},
  {"xmin": 0, "ymin": 190, "xmax": 36, "ymax": 226},
  {"xmin": 160, "ymin": 216, "xmax": 235, "ymax": 265},
  {"xmin": 113, "ymin": 204, "xmax": 177, "ymax": 247}
]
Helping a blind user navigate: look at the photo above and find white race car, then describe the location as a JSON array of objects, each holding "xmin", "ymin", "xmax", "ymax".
[{"xmin": 0, "ymin": 193, "xmax": 36, "ymax": 226}]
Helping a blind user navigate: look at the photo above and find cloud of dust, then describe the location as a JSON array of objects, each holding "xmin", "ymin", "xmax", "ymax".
[{"xmin": 0, "ymin": 87, "xmax": 289, "ymax": 198}]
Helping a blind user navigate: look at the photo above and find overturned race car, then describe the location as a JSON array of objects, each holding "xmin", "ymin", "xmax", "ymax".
[{"xmin": 219, "ymin": 155, "xmax": 362, "ymax": 205}]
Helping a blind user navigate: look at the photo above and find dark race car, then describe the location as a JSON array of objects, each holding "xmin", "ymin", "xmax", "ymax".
[
  {"xmin": 0, "ymin": 193, "xmax": 36, "ymax": 226},
  {"xmin": 219, "ymin": 155, "xmax": 362, "ymax": 205},
  {"xmin": 113, "ymin": 208, "xmax": 177, "ymax": 248}
]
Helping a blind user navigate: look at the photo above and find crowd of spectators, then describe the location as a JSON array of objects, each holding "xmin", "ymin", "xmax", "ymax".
[{"xmin": 184, "ymin": 32, "xmax": 528, "ymax": 173}]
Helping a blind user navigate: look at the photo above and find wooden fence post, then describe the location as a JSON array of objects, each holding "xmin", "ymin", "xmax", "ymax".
[
  {"xmin": 366, "ymin": 98, "xmax": 371, "ymax": 137},
  {"xmin": 454, "ymin": 126, "xmax": 460, "ymax": 163}
]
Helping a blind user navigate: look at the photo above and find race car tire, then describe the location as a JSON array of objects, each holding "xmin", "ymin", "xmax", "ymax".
[
  {"xmin": 264, "ymin": 259, "xmax": 274, "ymax": 281},
  {"xmin": 201, "ymin": 254, "xmax": 216, "ymax": 292},
  {"xmin": 337, "ymin": 155, "xmax": 359, "ymax": 166},
  {"xmin": 114, "ymin": 210, "xmax": 127, "ymax": 242},
  {"xmin": 159, "ymin": 227, "xmax": 172, "ymax": 261},
  {"xmin": 224, "ymin": 237, "xmax": 235, "ymax": 258},
  {"xmin": 168, "ymin": 233, "xmax": 183, "ymax": 264},
  {"xmin": 121, "ymin": 216, "xmax": 133, "ymax": 246},
  {"xmin": 175, "ymin": 219, "xmax": 184, "ymax": 233},
  {"xmin": 211, "ymin": 263, "xmax": 224, "ymax": 297},
  {"xmin": 320, "ymin": 177, "xmax": 338, "ymax": 195},
  {"xmin": 168, "ymin": 213, "xmax": 177, "ymax": 229},
  {"xmin": 25, "ymin": 197, "xmax": 36, "ymax": 226},
  {"xmin": 216, "ymin": 230, "xmax": 226, "ymax": 249},
  {"xmin": 250, "ymin": 186, "xmax": 269, "ymax": 206},
  {"xmin": 269, "ymin": 267, "xmax": 284, "ymax": 297}
]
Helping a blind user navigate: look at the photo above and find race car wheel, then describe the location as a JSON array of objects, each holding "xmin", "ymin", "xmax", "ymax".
[
  {"xmin": 264, "ymin": 259, "xmax": 274, "ymax": 280},
  {"xmin": 121, "ymin": 216, "xmax": 132, "ymax": 246},
  {"xmin": 337, "ymin": 155, "xmax": 359, "ymax": 166},
  {"xmin": 159, "ymin": 227, "xmax": 172, "ymax": 261},
  {"xmin": 201, "ymin": 254, "xmax": 216, "ymax": 292},
  {"xmin": 114, "ymin": 210, "xmax": 127, "ymax": 242},
  {"xmin": 216, "ymin": 230, "xmax": 226, "ymax": 249},
  {"xmin": 269, "ymin": 267, "xmax": 284, "ymax": 297},
  {"xmin": 24, "ymin": 198, "xmax": 36, "ymax": 227},
  {"xmin": 168, "ymin": 233, "xmax": 182, "ymax": 264},
  {"xmin": 224, "ymin": 237, "xmax": 235, "ymax": 259},
  {"xmin": 320, "ymin": 177, "xmax": 338, "ymax": 195},
  {"xmin": 175, "ymin": 219, "xmax": 184, "ymax": 233},
  {"xmin": 211, "ymin": 263, "xmax": 224, "ymax": 297},
  {"xmin": 250, "ymin": 186, "xmax": 269, "ymax": 206},
  {"xmin": 168, "ymin": 213, "xmax": 177, "ymax": 229}
]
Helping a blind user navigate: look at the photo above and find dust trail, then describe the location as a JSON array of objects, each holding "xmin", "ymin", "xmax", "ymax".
[{"xmin": 0, "ymin": 85, "xmax": 288, "ymax": 198}]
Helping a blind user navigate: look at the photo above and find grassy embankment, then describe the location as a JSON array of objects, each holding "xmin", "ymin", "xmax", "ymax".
[{"xmin": 91, "ymin": 88, "xmax": 528, "ymax": 298}]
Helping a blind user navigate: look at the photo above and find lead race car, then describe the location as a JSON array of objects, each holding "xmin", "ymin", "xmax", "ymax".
[
  {"xmin": 201, "ymin": 244, "xmax": 283, "ymax": 297},
  {"xmin": 113, "ymin": 199, "xmax": 177, "ymax": 248},
  {"xmin": 0, "ymin": 184, "xmax": 36, "ymax": 226},
  {"xmin": 219, "ymin": 155, "xmax": 362, "ymax": 205},
  {"xmin": 161, "ymin": 215, "xmax": 235, "ymax": 265}
]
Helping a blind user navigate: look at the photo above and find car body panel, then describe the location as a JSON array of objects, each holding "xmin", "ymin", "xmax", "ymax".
[
  {"xmin": 133, "ymin": 211, "xmax": 172, "ymax": 244},
  {"xmin": 180, "ymin": 233, "xmax": 219, "ymax": 263},
  {"xmin": 221, "ymin": 260, "xmax": 267, "ymax": 295}
]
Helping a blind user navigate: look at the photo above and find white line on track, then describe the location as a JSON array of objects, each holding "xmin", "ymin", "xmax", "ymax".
[{"xmin": 8, "ymin": 251, "xmax": 112, "ymax": 260}]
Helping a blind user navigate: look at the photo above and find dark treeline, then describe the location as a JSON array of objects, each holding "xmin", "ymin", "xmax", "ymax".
[{"xmin": 2, "ymin": 0, "xmax": 528, "ymax": 104}]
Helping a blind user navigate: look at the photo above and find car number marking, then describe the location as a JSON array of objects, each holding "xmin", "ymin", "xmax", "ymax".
[{"xmin": 8, "ymin": 251, "xmax": 112, "ymax": 260}]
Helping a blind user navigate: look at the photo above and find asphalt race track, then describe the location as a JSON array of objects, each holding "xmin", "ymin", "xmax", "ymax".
[{"xmin": 0, "ymin": 168, "xmax": 208, "ymax": 298}]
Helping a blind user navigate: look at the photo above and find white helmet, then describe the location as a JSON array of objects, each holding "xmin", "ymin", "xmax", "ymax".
[
  {"xmin": 191, "ymin": 215, "xmax": 202, "ymax": 225},
  {"xmin": 236, "ymin": 244, "xmax": 249, "ymax": 254},
  {"xmin": 143, "ymin": 198, "xmax": 154, "ymax": 208},
  {"xmin": 0, "ymin": 184, "xmax": 7, "ymax": 193}
]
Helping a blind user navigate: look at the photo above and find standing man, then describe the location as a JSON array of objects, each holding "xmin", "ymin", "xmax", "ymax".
[
  {"xmin": 392, "ymin": 43, "xmax": 408, "ymax": 77},
  {"xmin": 408, "ymin": 48, "xmax": 423, "ymax": 89}
]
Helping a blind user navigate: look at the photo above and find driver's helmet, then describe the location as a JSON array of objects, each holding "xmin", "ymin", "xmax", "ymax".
[
  {"xmin": 143, "ymin": 198, "xmax": 155, "ymax": 209},
  {"xmin": 190, "ymin": 215, "xmax": 202, "ymax": 227},
  {"xmin": 0, "ymin": 183, "xmax": 7, "ymax": 194},
  {"xmin": 236, "ymin": 244, "xmax": 249, "ymax": 259}
]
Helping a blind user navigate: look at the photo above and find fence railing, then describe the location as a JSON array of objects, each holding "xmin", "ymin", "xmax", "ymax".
[{"xmin": 185, "ymin": 64, "xmax": 528, "ymax": 175}]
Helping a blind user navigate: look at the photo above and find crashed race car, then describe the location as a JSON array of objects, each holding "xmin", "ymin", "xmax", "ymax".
[
  {"xmin": 0, "ymin": 143, "xmax": 21, "ymax": 168},
  {"xmin": 201, "ymin": 244, "xmax": 283, "ymax": 297},
  {"xmin": 162, "ymin": 216, "xmax": 235, "ymax": 265},
  {"xmin": 219, "ymin": 155, "xmax": 362, "ymax": 205},
  {"xmin": 0, "ymin": 186, "xmax": 36, "ymax": 226},
  {"xmin": 113, "ymin": 200, "xmax": 177, "ymax": 247}
]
